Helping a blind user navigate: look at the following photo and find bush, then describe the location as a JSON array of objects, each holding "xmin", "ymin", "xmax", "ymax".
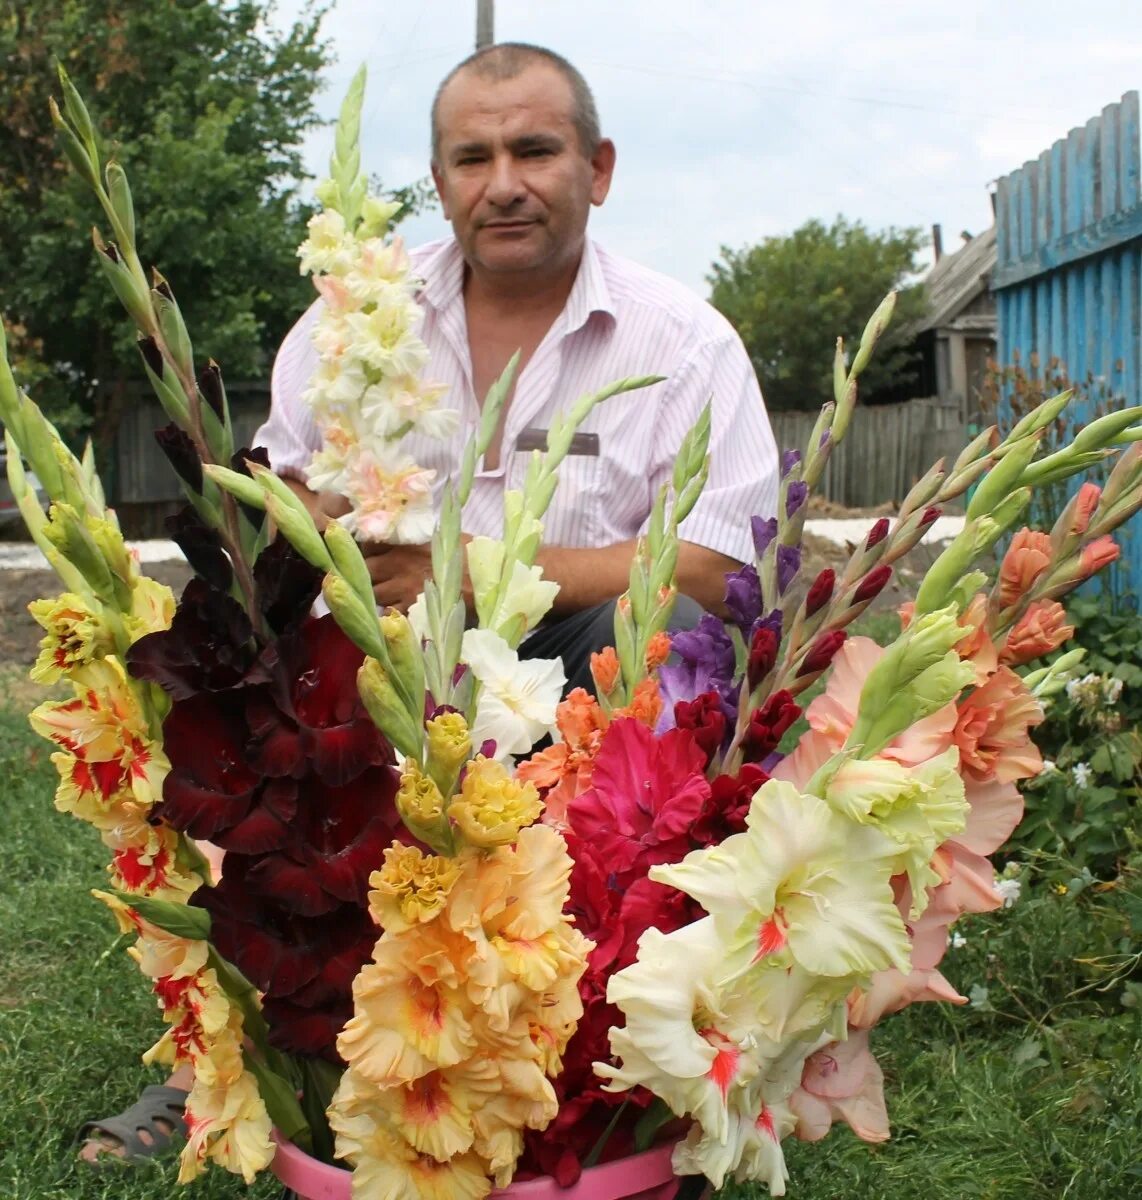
[{"xmin": 1014, "ymin": 597, "xmax": 1142, "ymax": 877}]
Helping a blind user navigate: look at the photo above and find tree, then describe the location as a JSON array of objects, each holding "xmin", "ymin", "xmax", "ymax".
[
  {"xmin": 708, "ymin": 217, "xmax": 927, "ymax": 412},
  {"xmin": 0, "ymin": 0, "xmax": 334, "ymax": 443}
]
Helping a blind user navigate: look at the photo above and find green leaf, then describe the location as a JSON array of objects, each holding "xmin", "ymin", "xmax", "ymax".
[
  {"xmin": 633, "ymin": 1097, "xmax": 674, "ymax": 1152},
  {"xmin": 243, "ymin": 1049, "xmax": 312, "ymax": 1153}
]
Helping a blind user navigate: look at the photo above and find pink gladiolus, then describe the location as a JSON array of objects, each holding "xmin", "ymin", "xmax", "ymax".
[
  {"xmin": 952, "ymin": 666, "xmax": 1044, "ymax": 784},
  {"xmin": 789, "ymin": 1030, "xmax": 890, "ymax": 1144},
  {"xmin": 999, "ymin": 599, "xmax": 1074, "ymax": 666}
]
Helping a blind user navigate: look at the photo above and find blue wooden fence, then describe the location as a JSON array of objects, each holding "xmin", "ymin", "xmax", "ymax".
[{"xmin": 994, "ymin": 91, "xmax": 1141, "ymax": 603}]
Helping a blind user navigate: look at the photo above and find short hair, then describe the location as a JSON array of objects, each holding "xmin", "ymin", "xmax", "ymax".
[{"xmin": 430, "ymin": 43, "xmax": 601, "ymax": 163}]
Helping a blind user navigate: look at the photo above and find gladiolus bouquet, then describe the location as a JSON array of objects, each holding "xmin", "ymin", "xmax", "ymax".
[{"xmin": 5, "ymin": 67, "xmax": 1142, "ymax": 1199}]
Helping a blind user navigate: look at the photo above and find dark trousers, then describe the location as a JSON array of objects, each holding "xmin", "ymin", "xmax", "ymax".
[{"xmin": 521, "ymin": 595, "xmax": 703, "ymax": 698}]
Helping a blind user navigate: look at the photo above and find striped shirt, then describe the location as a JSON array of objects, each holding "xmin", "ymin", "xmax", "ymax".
[{"xmin": 255, "ymin": 237, "xmax": 778, "ymax": 563}]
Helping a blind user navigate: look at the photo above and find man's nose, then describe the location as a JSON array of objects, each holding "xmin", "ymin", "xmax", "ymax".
[{"xmin": 485, "ymin": 152, "xmax": 526, "ymax": 206}]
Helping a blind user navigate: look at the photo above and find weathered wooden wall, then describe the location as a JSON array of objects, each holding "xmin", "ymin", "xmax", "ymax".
[
  {"xmin": 994, "ymin": 91, "xmax": 1142, "ymax": 601},
  {"xmin": 769, "ymin": 397, "xmax": 966, "ymax": 509}
]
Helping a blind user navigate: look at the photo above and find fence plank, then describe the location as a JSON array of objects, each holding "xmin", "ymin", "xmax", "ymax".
[{"xmin": 996, "ymin": 92, "xmax": 1142, "ymax": 604}]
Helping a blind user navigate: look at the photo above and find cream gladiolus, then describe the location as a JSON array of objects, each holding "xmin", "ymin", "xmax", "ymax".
[{"xmin": 461, "ymin": 629, "xmax": 565, "ymax": 757}]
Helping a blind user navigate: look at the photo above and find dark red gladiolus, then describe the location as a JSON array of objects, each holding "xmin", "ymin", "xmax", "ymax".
[
  {"xmin": 798, "ymin": 629, "xmax": 847, "ymax": 676},
  {"xmin": 693, "ymin": 762, "xmax": 769, "ymax": 843},
  {"xmin": 137, "ymin": 562, "xmax": 402, "ymax": 1062},
  {"xmin": 852, "ymin": 564, "xmax": 893, "ymax": 605},
  {"xmin": 672, "ymin": 691, "xmax": 727, "ymax": 765},
  {"xmin": 805, "ymin": 568, "xmax": 835, "ymax": 616},
  {"xmin": 865, "ymin": 517, "xmax": 890, "ymax": 548},
  {"xmin": 920, "ymin": 505, "xmax": 942, "ymax": 526},
  {"xmin": 747, "ymin": 625, "xmax": 779, "ymax": 689},
  {"xmin": 741, "ymin": 691, "xmax": 802, "ymax": 762}
]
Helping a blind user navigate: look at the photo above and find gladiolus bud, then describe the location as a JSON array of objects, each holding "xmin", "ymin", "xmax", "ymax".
[
  {"xmin": 591, "ymin": 646, "xmax": 621, "ymax": 696},
  {"xmin": 357, "ymin": 657, "xmax": 424, "ymax": 760},
  {"xmin": 805, "ymin": 569, "xmax": 835, "ymax": 616},
  {"xmin": 798, "ymin": 630, "xmax": 846, "ymax": 677},
  {"xmin": 866, "ymin": 518, "xmax": 890, "ymax": 549},
  {"xmin": 920, "ymin": 506, "xmax": 941, "ymax": 527},
  {"xmin": 853, "ymin": 564, "xmax": 892, "ymax": 604},
  {"xmin": 645, "ymin": 631, "xmax": 672, "ymax": 670},
  {"xmin": 1070, "ymin": 483, "xmax": 1102, "ymax": 535},
  {"xmin": 1079, "ymin": 535, "xmax": 1120, "ymax": 578},
  {"xmin": 380, "ymin": 609, "xmax": 425, "ymax": 711},
  {"xmin": 748, "ymin": 626, "xmax": 779, "ymax": 689}
]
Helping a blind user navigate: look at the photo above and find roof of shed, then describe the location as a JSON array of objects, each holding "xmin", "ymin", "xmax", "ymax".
[{"xmin": 917, "ymin": 225, "xmax": 997, "ymax": 332}]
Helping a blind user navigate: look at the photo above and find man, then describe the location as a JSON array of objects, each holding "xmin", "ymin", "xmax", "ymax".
[
  {"xmin": 79, "ymin": 42, "xmax": 777, "ymax": 1164},
  {"xmin": 257, "ymin": 42, "xmax": 778, "ymax": 690}
]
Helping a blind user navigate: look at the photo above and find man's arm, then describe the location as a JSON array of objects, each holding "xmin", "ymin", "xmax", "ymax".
[{"xmin": 537, "ymin": 540, "xmax": 736, "ymax": 616}]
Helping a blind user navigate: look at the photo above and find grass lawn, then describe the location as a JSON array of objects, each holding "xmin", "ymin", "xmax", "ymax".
[{"xmin": 2, "ymin": 696, "xmax": 1140, "ymax": 1199}]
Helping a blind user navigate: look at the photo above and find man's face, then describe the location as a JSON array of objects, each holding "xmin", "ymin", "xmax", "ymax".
[{"xmin": 431, "ymin": 63, "xmax": 615, "ymax": 281}]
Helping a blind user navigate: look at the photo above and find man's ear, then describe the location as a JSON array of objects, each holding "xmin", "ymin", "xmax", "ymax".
[
  {"xmin": 590, "ymin": 139, "xmax": 616, "ymax": 207},
  {"xmin": 431, "ymin": 162, "xmax": 451, "ymax": 220}
]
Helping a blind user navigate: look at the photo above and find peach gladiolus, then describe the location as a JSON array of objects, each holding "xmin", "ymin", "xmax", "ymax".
[
  {"xmin": 999, "ymin": 599, "xmax": 1074, "ymax": 666},
  {"xmin": 998, "ymin": 528, "xmax": 1053, "ymax": 607},
  {"xmin": 848, "ymin": 967, "xmax": 965, "ymax": 1030},
  {"xmin": 952, "ymin": 666, "xmax": 1044, "ymax": 784},
  {"xmin": 776, "ymin": 637, "xmax": 957, "ymax": 775},
  {"xmin": 789, "ymin": 1030, "xmax": 890, "ymax": 1144}
]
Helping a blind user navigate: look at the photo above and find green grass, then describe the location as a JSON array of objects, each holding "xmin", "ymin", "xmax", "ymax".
[{"xmin": 1, "ymin": 704, "xmax": 1140, "ymax": 1198}]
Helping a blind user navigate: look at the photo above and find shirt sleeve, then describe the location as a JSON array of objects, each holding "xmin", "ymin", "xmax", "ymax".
[
  {"xmin": 646, "ymin": 330, "xmax": 779, "ymax": 564},
  {"xmin": 252, "ymin": 301, "xmax": 323, "ymax": 481}
]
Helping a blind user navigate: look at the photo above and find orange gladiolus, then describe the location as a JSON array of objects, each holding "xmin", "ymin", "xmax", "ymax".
[
  {"xmin": 998, "ymin": 528, "xmax": 1053, "ymax": 607},
  {"xmin": 999, "ymin": 599, "xmax": 1074, "ymax": 666}
]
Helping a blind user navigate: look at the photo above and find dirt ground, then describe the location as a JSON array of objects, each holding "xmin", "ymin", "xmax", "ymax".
[{"xmin": 0, "ymin": 561, "xmax": 195, "ymax": 711}]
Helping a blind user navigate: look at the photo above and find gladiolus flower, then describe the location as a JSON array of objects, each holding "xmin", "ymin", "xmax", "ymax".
[
  {"xmin": 999, "ymin": 528, "xmax": 1053, "ymax": 606},
  {"xmin": 448, "ymin": 756, "xmax": 543, "ymax": 847},
  {"xmin": 645, "ymin": 631, "xmax": 672, "ymax": 669},
  {"xmin": 28, "ymin": 593, "xmax": 115, "ymax": 683},
  {"xmin": 673, "ymin": 691, "xmax": 727, "ymax": 764},
  {"xmin": 370, "ymin": 845, "xmax": 462, "ymax": 931},
  {"xmin": 952, "ymin": 666, "xmax": 1044, "ymax": 783},
  {"xmin": 999, "ymin": 599, "xmax": 1074, "ymax": 666},
  {"xmin": 741, "ymin": 691, "xmax": 801, "ymax": 762}
]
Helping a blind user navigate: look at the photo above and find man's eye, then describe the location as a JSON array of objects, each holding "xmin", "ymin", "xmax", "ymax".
[{"xmin": 522, "ymin": 147, "xmax": 553, "ymax": 158}]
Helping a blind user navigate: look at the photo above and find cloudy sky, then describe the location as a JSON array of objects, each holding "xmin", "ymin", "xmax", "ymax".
[{"xmin": 278, "ymin": 0, "xmax": 1142, "ymax": 294}]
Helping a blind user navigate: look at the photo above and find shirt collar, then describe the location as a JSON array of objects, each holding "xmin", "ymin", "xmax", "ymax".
[{"xmin": 417, "ymin": 236, "xmax": 616, "ymax": 331}]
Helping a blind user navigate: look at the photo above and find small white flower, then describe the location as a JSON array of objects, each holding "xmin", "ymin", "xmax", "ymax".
[
  {"xmin": 1039, "ymin": 759, "xmax": 1057, "ymax": 775},
  {"xmin": 995, "ymin": 878, "xmax": 1021, "ymax": 908},
  {"xmin": 950, "ymin": 931, "xmax": 968, "ymax": 949},
  {"xmin": 1103, "ymin": 677, "xmax": 1124, "ymax": 705},
  {"xmin": 1071, "ymin": 761, "xmax": 1093, "ymax": 788},
  {"xmin": 968, "ymin": 984, "xmax": 991, "ymax": 1010}
]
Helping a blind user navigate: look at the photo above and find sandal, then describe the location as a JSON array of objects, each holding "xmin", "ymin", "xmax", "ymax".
[{"xmin": 77, "ymin": 1083, "xmax": 189, "ymax": 1164}]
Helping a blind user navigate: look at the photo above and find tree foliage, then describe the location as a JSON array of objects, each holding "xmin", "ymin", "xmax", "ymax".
[
  {"xmin": 0, "ymin": 0, "xmax": 333, "ymax": 439},
  {"xmin": 708, "ymin": 217, "xmax": 928, "ymax": 412}
]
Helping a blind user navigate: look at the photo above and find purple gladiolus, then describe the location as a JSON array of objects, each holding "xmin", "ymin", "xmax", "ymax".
[
  {"xmin": 657, "ymin": 614, "xmax": 739, "ymax": 732},
  {"xmin": 751, "ymin": 515, "xmax": 778, "ymax": 559},
  {"xmin": 776, "ymin": 544, "xmax": 801, "ymax": 594},
  {"xmin": 723, "ymin": 564, "xmax": 762, "ymax": 636},
  {"xmin": 785, "ymin": 481, "xmax": 808, "ymax": 518},
  {"xmin": 781, "ymin": 449, "xmax": 802, "ymax": 478}
]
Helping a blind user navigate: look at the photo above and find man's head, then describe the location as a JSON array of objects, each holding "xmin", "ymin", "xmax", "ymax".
[{"xmin": 430, "ymin": 44, "xmax": 616, "ymax": 284}]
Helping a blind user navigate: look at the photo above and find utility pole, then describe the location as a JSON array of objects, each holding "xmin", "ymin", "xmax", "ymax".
[{"xmin": 476, "ymin": 0, "xmax": 494, "ymax": 49}]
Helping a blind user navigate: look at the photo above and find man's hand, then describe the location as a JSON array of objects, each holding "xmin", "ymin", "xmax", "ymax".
[{"xmin": 359, "ymin": 541, "xmax": 434, "ymax": 612}]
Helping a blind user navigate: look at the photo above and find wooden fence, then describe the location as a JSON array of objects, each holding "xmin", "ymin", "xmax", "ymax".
[
  {"xmin": 994, "ymin": 91, "xmax": 1142, "ymax": 600},
  {"xmin": 769, "ymin": 397, "xmax": 966, "ymax": 509},
  {"xmin": 113, "ymin": 385, "xmax": 270, "ymax": 535}
]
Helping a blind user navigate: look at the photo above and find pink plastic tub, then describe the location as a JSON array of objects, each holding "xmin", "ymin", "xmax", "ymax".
[{"xmin": 270, "ymin": 1133, "xmax": 682, "ymax": 1200}]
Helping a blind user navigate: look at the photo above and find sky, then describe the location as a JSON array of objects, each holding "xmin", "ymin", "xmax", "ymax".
[{"xmin": 277, "ymin": 0, "xmax": 1142, "ymax": 295}]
